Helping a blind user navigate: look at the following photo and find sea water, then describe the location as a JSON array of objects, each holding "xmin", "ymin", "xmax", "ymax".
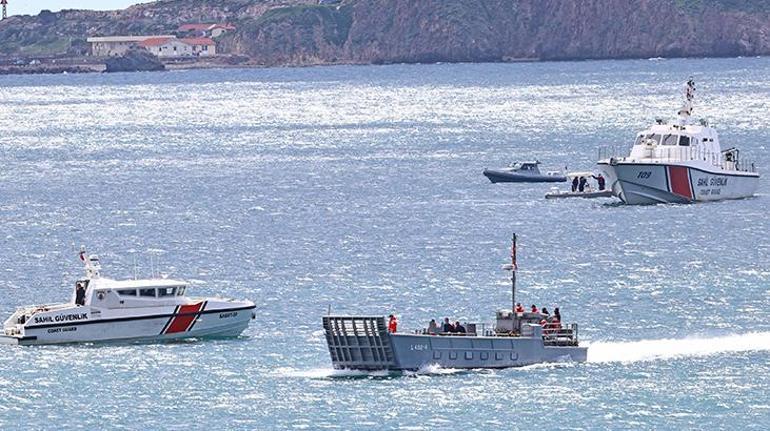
[{"xmin": 0, "ymin": 58, "xmax": 768, "ymax": 429}]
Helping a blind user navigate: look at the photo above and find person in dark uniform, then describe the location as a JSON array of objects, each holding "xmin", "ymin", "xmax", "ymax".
[
  {"xmin": 75, "ymin": 282, "xmax": 86, "ymax": 306},
  {"xmin": 454, "ymin": 321, "xmax": 466, "ymax": 334},
  {"xmin": 571, "ymin": 176, "xmax": 579, "ymax": 192},
  {"xmin": 578, "ymin": 176, "xmax": 587, "ymax": 192},
  {"xmin": 592, "ymin": 173, "xmax": 606, "ymax": 191},
  {"xmin": 442, "ymin": 317, "xmax": 453, "ymax": 333}
]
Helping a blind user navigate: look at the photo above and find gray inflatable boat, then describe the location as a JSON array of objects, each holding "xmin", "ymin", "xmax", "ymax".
[{"xmin": 483, "ymin": 161, "xmax": 567, "ymax": 183}]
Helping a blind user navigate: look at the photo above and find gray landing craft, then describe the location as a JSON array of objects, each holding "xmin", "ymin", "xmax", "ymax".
[
  {"xmin": 483, "ymin": 161, "xmax": 567, "ymax": 183},
  {"xmin": 323, "ymin": 235, "xmax": 587, "ymax": 371}
]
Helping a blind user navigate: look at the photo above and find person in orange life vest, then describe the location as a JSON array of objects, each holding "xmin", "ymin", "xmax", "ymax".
[
  {"xmin": 515, "ymin": 303, "xmax": 524, "ymax": 313},
  {"xmin": 531, "ymin": 304, "xmax": 539, "ymax": 314},
  {"xmin": 388, "ymin": 314, "xmax": 398, "ymax": 333}
]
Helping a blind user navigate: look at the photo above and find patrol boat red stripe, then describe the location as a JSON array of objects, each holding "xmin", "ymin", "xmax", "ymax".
[
  {"xmin": 164, "ymin": 302, "xmax": 204, "ymax": 334},
  {"xmin": 668, "ymin": 166, "xmax": 693, "ymax": 199}
]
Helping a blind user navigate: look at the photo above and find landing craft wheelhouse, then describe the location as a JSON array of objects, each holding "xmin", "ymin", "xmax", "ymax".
[
  {"xmin": 597, "ymin": 79, "xmax": 759, "ymax": 204},
  {"xmin": 1, "ymin": 247, "xmax": 256, "ymax": 345}
]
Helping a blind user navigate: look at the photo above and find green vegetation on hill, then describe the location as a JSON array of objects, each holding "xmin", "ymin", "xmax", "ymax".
[{"xmin": 1, "ymin": 0, "xmax": 770, "ymax": 63}]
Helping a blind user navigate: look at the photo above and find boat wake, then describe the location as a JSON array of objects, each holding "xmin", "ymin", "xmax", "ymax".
[
  {"xmin": 587, "ymin": 332, "xmax": 770, "ymax": 363},
  {"xmin": 276, "ymin": 364, "xmax": 470, "ymax": 379},
  {"xmin": 275, "ymin": 367, "xmax": 396, "ymax": 379},
  {"xmin": 404, "ymin": 363, "xmax": 469, "ymax": 376}
]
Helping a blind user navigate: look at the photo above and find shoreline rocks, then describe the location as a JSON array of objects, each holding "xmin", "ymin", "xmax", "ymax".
[{"xmin": 104, "ymin": 48, "xmax": 165, "ymax": 73}]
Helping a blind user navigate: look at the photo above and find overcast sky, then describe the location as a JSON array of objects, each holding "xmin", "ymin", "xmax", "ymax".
[{"xmin": 10, "ymin": 1, "xmax": 151, "ymax": 16}]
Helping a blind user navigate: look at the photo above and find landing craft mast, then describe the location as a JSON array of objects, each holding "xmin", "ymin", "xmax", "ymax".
[
  {"xmin": 502, "ymin": 233, "xmax": 517, "ymax": 310},
  {"xmin": 1, "ymin": 0, "xmax": 7, "ymax": 20}
]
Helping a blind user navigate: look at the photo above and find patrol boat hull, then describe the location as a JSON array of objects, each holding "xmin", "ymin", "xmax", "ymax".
[
  {"xmin": 0, "ymin": 303, "xmax": 255, "ymax": 345},
  {"xmin": 598, "ymin": 161, "xmax": 759, "ymax": 205},
  {"xmin": 323, "ymin": 316, "xmax": 586, "ymax": 371}
]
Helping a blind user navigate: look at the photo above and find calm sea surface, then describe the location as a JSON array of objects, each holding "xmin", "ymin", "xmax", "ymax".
[{"xmin": 0, "ymin": 58, "xmax": 769, "ymax": 429}]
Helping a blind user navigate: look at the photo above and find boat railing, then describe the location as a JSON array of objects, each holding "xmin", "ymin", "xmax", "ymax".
[
  {"xmin": 598, "ymin": 145, "xmax": 757, "ymax": 173},
  {"xmin": 541, "ymin": 322, "xmax": 579, "ymax": 346},
  {"xmin": 416, "ymin": 321, "xmax": 579, "ymax": 345},
  {"xmin": 597, "ymin": 145, "xmax": 626, "ymax": 162}
]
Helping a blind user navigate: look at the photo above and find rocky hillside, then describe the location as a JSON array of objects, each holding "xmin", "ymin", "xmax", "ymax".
[{"xmin": 1, "ymin": 0, "xmax": 769, "ymax": 63}]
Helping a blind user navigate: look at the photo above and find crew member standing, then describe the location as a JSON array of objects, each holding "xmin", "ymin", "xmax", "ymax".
[
  {"xmin": 388, "ymin": 314, "xmax": 398, "ymax": 333},
  {"xmin": 75, "ymin": 282, "xmax": 86, "ymax": 306},
  {"xmin": 592, "ymin": 173, "xmax": 606, "ymax": 191}
]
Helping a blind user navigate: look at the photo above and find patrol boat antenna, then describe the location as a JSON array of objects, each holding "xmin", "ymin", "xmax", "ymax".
[
  {"xmin": 676, "ymin": 77, "xmax": 696, "ymax": 124},
  {"xmin": 501, "ymin": 233, "xmax": 517, "ymax": 311},
  {"xmin": 79, "ymin": 245, "xmax": 101, "ymax": 279}
]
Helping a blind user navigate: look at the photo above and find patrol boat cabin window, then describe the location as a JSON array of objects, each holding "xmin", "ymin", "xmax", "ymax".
[
  {"xmin": 139, "ymin": 288, "xmax": 156, "ymax": 298},
  {"xmin": 177, "ymin": 286, "xmax": 186, "ymax": 296},
  {"xmin": 635, "ymin": 134, "xmax": 662, "ymax": 145},
  {"xmin": 118, "ymin": 289, "xmax": 137, "ymax": 296},
  {"xmin": 678, "ymin": 135, "xmax": 691, "ymax": 146},
  {"xmin": 662, "ymin": 134, "xmax": 678, "ymax": 146},
  {"xmin": 157, "ymin": 287, "xmax": 176, "ymax": 297}
]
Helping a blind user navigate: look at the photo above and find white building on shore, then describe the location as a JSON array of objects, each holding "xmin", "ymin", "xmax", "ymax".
[
  {"xmin": 86, "ymin": 35, "xmax": 176, "ymax": 56},
  {"xmin": 139, "ymin": 37, "xmax": 216, "ymax": 57},
  {"xmin": 87, "ymin": 35, "xmax": 217, "ymax": 57}
]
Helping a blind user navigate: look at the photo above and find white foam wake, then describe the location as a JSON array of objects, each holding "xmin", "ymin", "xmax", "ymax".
[
  {"xmin": 274, "ymin": 367, "xmax": 392, "ymax": 379},
  {"xmin": 275, "ymin": 364, "xmax": 466, "ymax": 379},
  {"xmin": 406, "ymin": 363, "xmax": 466, "ymax": 376},
  {"xmin": 587, "ymin": 332, "xmax": 770, "ymax": 363}
]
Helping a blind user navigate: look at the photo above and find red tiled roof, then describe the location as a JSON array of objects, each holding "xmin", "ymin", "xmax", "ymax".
[
  {"xmin": 180, "ymin": 38, "xmax": 216, "ymax": 46},
  {"xmin": 139, "ymin": 37, "xmax": 175, "ymax": 47}
]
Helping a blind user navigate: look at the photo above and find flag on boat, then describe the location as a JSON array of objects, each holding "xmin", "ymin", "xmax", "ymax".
[{"xmin": 511, "ymin": 234, "xmax": 517, "ymax": 270}]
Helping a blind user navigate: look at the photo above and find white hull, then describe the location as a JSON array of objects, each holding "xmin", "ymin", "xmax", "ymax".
[
  {"xmin": 598, "ymin": 161, "xmax": 759, "ymax": 205},
  {"xmin": 1, "ymin": 303, "xmax": 255, "ymax": 345}
]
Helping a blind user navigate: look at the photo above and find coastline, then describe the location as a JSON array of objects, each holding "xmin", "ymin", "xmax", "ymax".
[{"xmin": 1, "ymin": 54, "xmax": 767, "ymax": 76}]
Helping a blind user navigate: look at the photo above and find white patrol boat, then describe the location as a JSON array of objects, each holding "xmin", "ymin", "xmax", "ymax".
[
  {"xmin": 597, "ymin": 79, "xmax": 759, "ymax": 204},
  {"xmin": 0, "ymin": 248, "xmax": 256, "ymax": 345}
]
